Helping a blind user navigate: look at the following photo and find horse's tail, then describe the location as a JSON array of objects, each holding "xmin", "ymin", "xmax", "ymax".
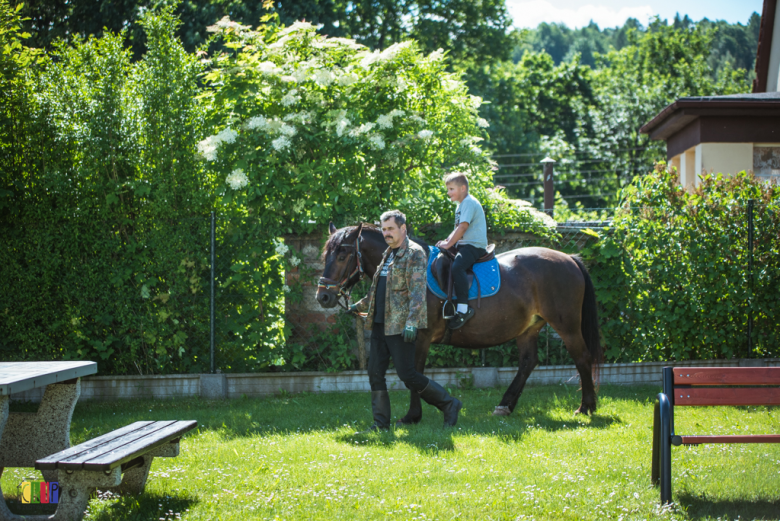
[{"xmin": 571, "ymin": 255, "xmax": 603, "ymax": 380}]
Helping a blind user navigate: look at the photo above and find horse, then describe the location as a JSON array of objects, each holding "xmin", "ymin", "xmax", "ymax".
[{"xmin": 315, "ymin": 222, "xmax": 602, "ymax": 423}]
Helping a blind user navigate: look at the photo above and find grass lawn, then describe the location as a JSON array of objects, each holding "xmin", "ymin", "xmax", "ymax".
[{"xmin": 2, "ymin": 383, "xmax": 780, "ymax": 520}]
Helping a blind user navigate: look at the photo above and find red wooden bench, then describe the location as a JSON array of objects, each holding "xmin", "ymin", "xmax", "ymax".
[{"xmin": 652, "ymin": 366, "xmax": 780, "ymax": 504}]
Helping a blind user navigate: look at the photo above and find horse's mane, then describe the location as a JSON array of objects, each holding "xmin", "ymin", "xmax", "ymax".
[
  {"xmin": 321, "ymin": 223, "xmax": 381, "ymax": 260},
  {"xmin": 322, "ymin": 223, "xmax": 429, "ymax": 260}
]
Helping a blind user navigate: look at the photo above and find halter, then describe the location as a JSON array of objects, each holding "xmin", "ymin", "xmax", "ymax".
[{"xmin": 317, "ymin": 230, "xmax": 365, "ymax": 310}]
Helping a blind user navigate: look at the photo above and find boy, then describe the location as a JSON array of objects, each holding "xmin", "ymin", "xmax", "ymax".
[{"xmin": 435, "ymin": 172, "xmax": 488, "ymax": 329}]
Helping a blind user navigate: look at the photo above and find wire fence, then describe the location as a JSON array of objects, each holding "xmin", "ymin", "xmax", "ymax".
[{"xmin": 2, "ymin": 200, "xmax": 779, "ymax": 374}]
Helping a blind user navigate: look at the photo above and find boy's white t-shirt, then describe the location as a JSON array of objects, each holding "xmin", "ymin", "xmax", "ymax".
[{"xmin": 455, "ymin": 194, "xmax": 488, "ymax": 249}]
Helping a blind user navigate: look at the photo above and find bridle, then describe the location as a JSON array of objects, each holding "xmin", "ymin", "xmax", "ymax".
[{"xmin": 317, "ymin": 230, "xmax": 365, "ymax": 310}]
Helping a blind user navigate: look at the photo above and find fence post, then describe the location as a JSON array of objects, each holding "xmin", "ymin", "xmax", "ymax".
[
  {"xmin": 747, "ymin": 199, "xmax": 754, "ymax": 354},
  {"xmin": 541, "ymin": 157, "xmax": 555, "ymax": 217},
  {"xmin": 210, "ymin": 211, "xmax": 216, "ymax": 374}
]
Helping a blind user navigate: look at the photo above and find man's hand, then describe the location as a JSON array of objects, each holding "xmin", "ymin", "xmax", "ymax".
[
  {"xmin": 436, "ymin": 240, "xmax": 451, "ymax": 250},
  {"xmin": 403, "ymin": 325, "xmax": 417, "ymax": 343}
]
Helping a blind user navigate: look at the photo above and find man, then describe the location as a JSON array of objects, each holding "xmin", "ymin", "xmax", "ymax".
[{"xmin": 350, "ymin": 210, "xmax": 462, "ymax": 432}]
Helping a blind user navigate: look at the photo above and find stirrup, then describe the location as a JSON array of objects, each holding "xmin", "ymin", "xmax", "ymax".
[{"xmin": 442, "ymin": 300, "xmax": 456, "ymax": 320}]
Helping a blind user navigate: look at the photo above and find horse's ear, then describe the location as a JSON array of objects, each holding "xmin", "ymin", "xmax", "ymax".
[
  {"xmin": 329, "ymin": 222, "xmax": 337, "ymax": 235},
  {"xmin": 355, "ymin": 223, "xmax": 363, "ymax": 235}
]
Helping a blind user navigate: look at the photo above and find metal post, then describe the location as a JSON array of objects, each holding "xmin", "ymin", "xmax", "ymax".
[
  {"xmin": 748, "ymin": 199, "xmax": 754, "ymax": 354},
  {"xmin": 541, "ymin": 157, "xmax": 555, "ymax": 218},
  {"xmin": 210, "ymin": 211, "xmax": 216, "ymax": 374}
]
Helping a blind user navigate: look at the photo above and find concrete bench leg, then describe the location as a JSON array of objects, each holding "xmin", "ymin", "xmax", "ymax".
[
  {"xmin": 110, "ymin": 442, "xmax": 180, "ymax": 495},
  {"xmin": 0, "ymin": 381, "xmax": 80, "ymax": 484},
  {"xmin": 0, "ymin": 467, "xmax": 121, "ymax": 521}
]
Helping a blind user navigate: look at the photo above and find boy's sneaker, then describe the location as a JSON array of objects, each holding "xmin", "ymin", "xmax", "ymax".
[{"xmin": 447, "ymin": 306, "xmax": 475, "ymax": 329}]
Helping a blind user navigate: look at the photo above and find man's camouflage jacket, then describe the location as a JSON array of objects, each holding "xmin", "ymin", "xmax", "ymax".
[{"xmin": 355, "ymin": 235, "xmax": 428, "ymax": 335}]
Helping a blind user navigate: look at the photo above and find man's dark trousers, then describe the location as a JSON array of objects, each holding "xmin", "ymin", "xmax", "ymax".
[
  {"xmin": 368, "ymin": 323, "xmax": 429, "ymax": 392},
  {"xmin": 452, "ymin": 244, "xmax": 487, "ymax": 305}
]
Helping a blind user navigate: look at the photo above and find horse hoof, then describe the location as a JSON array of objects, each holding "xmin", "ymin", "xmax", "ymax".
[{"xmin": 493, "ymin": 406, "xmax": 511, "ymax": 416}]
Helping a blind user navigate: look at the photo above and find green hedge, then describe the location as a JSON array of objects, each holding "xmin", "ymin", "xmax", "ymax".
[{"xmin": 588, "ymin": 166, "xmax": 780, "ymax": 363}]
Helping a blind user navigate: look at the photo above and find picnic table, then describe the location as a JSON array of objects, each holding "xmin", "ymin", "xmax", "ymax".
[{"xmin": 0, "ymin": 361, "xmax": 97, "ymax": 519}]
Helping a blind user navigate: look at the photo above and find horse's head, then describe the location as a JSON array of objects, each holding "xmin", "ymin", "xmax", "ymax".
[{"xmin": 316, "ymin": 222, "xmax": 365, "ymax": 309}]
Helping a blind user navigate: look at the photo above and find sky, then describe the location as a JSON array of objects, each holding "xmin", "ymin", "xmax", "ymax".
[{"xmin": 506, "ymin": 0, "xmax": 765, "ymax": 30}]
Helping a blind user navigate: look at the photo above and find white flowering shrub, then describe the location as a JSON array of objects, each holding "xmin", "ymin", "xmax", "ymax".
[{"xmin": 198, "ymin": 19, "xmax": 513, "ymax": 235}]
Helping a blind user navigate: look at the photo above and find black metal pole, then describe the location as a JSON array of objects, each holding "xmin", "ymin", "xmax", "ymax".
[
  {"xmin": 541, "ymin": 157, "xmax": 555, "ymax": 218},
  {"xmin": 748, "ymin": 199, "xmax": 754, "ymax": 354},
  {"xmin": 210, "ymin": 211, "xmax": 216, "ymax": 374}
]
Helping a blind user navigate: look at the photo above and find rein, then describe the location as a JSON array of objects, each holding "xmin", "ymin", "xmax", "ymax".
[{"xmin": 317, "ymin": 231, "xmax": 365, "ymax": 309}]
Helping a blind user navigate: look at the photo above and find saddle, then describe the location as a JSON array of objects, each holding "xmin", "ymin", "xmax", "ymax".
[{"xmin": 432, "ymin": 244, "xmax": 495, "ymax": 316}]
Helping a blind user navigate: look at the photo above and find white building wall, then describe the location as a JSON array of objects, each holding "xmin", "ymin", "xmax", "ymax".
[
  {"xmin": 768, "ymin": 4, "xmax": 780, "ymax": 92},
  {"xmin": 698, "ymin": 143, "xmax": 753, "ymax": 177}
]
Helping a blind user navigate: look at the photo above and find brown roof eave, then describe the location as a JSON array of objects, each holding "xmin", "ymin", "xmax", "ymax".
[
  {"xmin": 640, "ymin": 99, "xmax": 780, "ymax": 139},
  {"xmin": 754, "ymin": 0, "xmax": 778, "ymax": 92}
]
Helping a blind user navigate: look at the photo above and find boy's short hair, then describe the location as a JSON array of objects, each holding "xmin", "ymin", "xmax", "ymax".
[
  {"xmin": 444, "ymin": 171, "xmax": 469, "ymax": 189},
  {"xmin": 380, "ymin": 209, "xmax": 406, "ymax": 227}
]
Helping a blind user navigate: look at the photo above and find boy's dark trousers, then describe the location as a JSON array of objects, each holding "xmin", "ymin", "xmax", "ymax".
[{"xmin": 452, "ymin": 244, "xmax": 487, "ymax": 305}]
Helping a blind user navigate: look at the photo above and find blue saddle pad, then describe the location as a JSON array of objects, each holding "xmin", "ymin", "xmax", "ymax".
[{"xmin": 426, "ymin": 246, "xmax": 501, "ymax": 301}]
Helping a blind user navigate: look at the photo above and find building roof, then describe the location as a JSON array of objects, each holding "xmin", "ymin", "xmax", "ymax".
[
  {"xmin": 640, "ymin": 92, "xmax": 780, "ymax": 141},
  {"xmin": 754, "ymin": 0, "xmax": 778, "ymax": 92}
]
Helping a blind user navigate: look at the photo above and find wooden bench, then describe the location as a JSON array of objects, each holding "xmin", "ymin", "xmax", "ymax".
[
  {"xmin": 652, "ymin": 366, "xmax": 780, "ymax": 504},
  {"xmin": 22, "ymin": 420, "xmax": 197, "ymax": 521}
]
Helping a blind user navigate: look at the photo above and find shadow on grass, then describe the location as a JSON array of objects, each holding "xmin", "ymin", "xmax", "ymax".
[
  {"xmin": 677, "ymin": 493, "xmax": 780, "ymax": 520},
  {"xmin": 85, "ymin": 491, "xmax": 197, "ymax": 521},
  {"xmin": 65, "ymin": 384, "xmax": 652, "ymax": 446}
]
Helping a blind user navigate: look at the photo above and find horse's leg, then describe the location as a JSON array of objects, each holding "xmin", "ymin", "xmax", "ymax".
[
  {"xmin": 555, "ymin": 324, "xmax": 597, "ymax": 415},
  {"xmin": 494, "ymin": 319, "xmax": 544, "ymax": 416},
  {"xmin": 396, "ymin": 328, "xmax": 433, "ymax": 426}
]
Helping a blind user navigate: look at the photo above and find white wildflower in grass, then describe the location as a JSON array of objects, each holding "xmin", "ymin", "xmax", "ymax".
[
  {"xmin": 280, "ymin": 123, "xmax": 297, "ymax": 137},
  {"xmin": 477, "ymin": 118, "xmax": 490, "ymax": 128},
  {"xmin": 408, "ymin": 114, "xmax": 427, "ymax": 125},
  {"xmin": 349, "ymin": 122, "xmax": 375, "ymax": 137},
  {"xmin": 376, "ymin": 114, "xmax": 394, "ymax": 129},
  {"xmin": 289, "ymin": 256, "xmax": 301, "ymax": 267},
  {"xmin": 291, "ymin": 67, "xmax": 310, "ymax": 83},
  {"xmin": 225, "ymin": 168, "xmax": 249, "ymax": 190},
  {"xmin": 368, "ymin": 134, "xmax": 386, "ymax": 150},
  {"xmin": 470, "ymin": 145, "xmax": 482, "ymax": 155},
  {"xmin": 257, "ymin": 61, "xmax": 281, "ymax": 76},
  {"xmin": 272, "ymin": 135, "xmax": 292, "ymax": 151},
  {"xmin": 274, "ymin": 240, "xmax": 289, "ymax": 256},
  {"xmin": 281, "ymin": 89, "xmax": 300, "ymax": 107},
  {"xmin": 417, "ymin": 129, "xmax": 434, "ymax": 140},
  {"xmin": 312, "ymin": 69, "xmax": 335, "ymax": 86},
  {"xmin": 389, "ymin": 109, "xmax": 405, "ymax": 117},
  {"xmin": 264, "ymin": 119, "xmax": 283, "ymax": 133},
  {"xmin": 337, "ymin": 73, "xmax": 358, "ymax": 86},
  {"xmin": 280, "ymin": 75, "xmax": 297, "ymax": 83},
  {"xmin": 246, "ymin": 115, "xmax": 268, "ymax": 131},
  {"xmin": 396, "ymin": 77, "xmax": 408, "ymax": 92},
  {"xmin": 283, "ymin": 284, "xmax": 291, "ymax": 293}
]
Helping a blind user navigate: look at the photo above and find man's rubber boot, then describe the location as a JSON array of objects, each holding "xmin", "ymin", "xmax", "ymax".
[
  {"xmin": 355, "ymin": 390, "xmax": 391, "ymax": 434},
  {"xmin": 419, "ymin": 380, "xmax": 462, "ymax": 426},
  {"xmin": 447, "ymin": 306, "xmax": 475, "ymax": 330}
]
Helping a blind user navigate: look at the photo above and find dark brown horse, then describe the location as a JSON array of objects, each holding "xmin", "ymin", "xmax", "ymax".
[{"xmin": 316, "ymin": 223, "xmax": 602, "ymax": 423}]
